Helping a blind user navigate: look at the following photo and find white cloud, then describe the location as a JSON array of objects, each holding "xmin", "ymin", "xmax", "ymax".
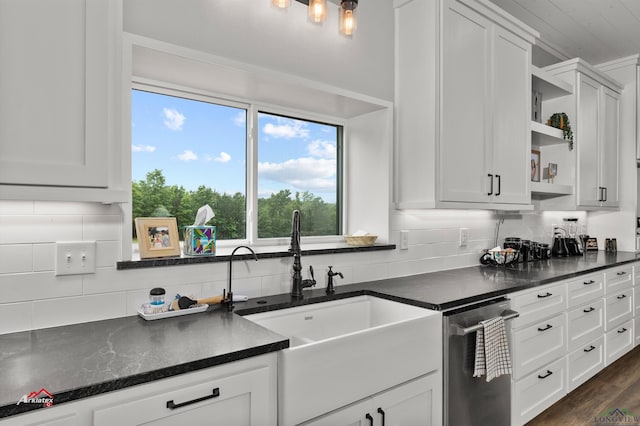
[
  {"xmin": 233, "ymin": 111, "xmax": 246, "ymax": 127},
  {"xmin": 214, "ymin": 152, "xmax": 232, "ymax": 163},
  {"xmin": 258, "ymin": 157, "xmax": 336, "ymax": 192},
  {"xmin": 163, "ymin": 108, "xmax": 186, "ymax": 131},
  {"xmin": 132, "ymin": 144, "xmax": 156, "ymax": 153},
  {"xmin": 262, "ymin": 119, "xmax": 309, "ymax": 139},
  {"xmin": 178, "ymin": 150, "xmax": 198, "ymax": 161},
  {"xmin": 308, "ymin": 140, "xmax": 336, "ymax": 159}
]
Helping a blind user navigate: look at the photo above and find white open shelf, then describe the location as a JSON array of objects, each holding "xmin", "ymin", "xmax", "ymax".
[
  {"xmin": 532, "ymin": 65, "xmax": 574, "ymax": 100},
  {"xmin": 530, "ymin": 181, "xmax": 574, "ymax": 199},
  {"xmin": 531, "ymin": 121, "xmax": 568, "ymax": 147}
]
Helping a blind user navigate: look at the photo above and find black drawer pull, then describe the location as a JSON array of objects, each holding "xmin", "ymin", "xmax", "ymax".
[
  {"xmin": 366, "ymin": 413, "xmax": 374, "ymax": 426},
  {"xmin": 584, "ymin": 345, "xmax": 596, "ymax": 353},
  {"xmin": 166, "ymin": 388, "xmax": 220, "ymax": 410},
  {"xmin": 617, "ymin": 294, "xmax": 627, "ymax": 300},
  {"xmin": 538, "ymin": 370, "xmax": 553, "ymax": 379},
  {"xmin": 617, "ymin": 271, "xmax": 628, "ymax": 276},
  {"xmin": 487, "ymin": 174, "xmax": 494, "ymax": 196},
  {"xmin": 538, "ymin": 324, "xmax": 553, "ymax": 332},
  {"xmin": 583, "ymin": 280, "xmax": 595, "ymax": 285},
  {"xmin": 583, "ymin": 307, "xmax": 595, "ymax": 313},
  {"xmin": 618, "ymin": 328, "xmax": 628, "ymax": 334},
  {"xmin": 537, "ymin": 292, "xmax": 553, "ymax": 298}
]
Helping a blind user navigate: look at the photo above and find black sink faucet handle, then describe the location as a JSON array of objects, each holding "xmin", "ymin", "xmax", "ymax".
[{"xmin": 326, "ymin": 266, "xmax": 344, "ymax": 295}]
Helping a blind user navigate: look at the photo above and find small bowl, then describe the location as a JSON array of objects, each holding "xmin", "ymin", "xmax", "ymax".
[{"xmin": 344, "ymin": 235, "xmax": 378, "ymax": 247}]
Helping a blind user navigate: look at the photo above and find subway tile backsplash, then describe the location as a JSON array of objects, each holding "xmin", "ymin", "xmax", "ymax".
[{"xmin": 0, "ymin": 201, "xmax": 586, "ymax": 334}]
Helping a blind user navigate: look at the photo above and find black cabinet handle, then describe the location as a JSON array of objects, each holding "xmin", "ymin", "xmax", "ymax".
[
  {"xmin": 538, "ymin": 324, "xmax": 553, "ymax": 332},
  {"xmin": 598, "ymin": 187, "xmax": 605, "ymax": 202},
  {"xmin": 537, "ymin": 292, "xmax": 552, "ymax": 298},
  {"xmin": 617, "ymin": 271, "xmax": 627, "ymax": 276},
  {"xmin": 618, "ymin": 328, "xmax": 628, "ymax": 334},
  {"xmin": 583, "ymin": 280, "xmax": 595, "ymax": 285},
  {"xmin": 366, "ymin": 413, "xmax": 374, "ymax": 425},
  {"xmin": 538, "ymin": 370, "xmax": 553, "ymax": 379},
  {"xmin": 617, "ymin": 294, "xmax": 627, "ymax": 299},
  {"xmin": 603, "ymin": 187, "xmax": 608, "ymax": 202},
  {"xmin": 584, "ymin": 345, "xmax": 596, "ymax": 353},
  {"xmin": 495, "ymin": 174, "xmax": 501, "ymax": 196},
  {"xmin": 487, "ymin": 174, "xmax": 494, "ymax": 195},
  {"xmin": 166, "ymin": 388, "xmax": 220, "ymax": 410},
  {"xmin": 377, "ymin": 408, "xmax": 386, "ymax": 426},
  {"xmin": 583, "ymin": 307, "xmax": 595, "ymax": 313}
]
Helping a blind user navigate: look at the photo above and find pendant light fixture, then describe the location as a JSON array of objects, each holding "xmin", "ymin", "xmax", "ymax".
[
  {"xmin": 339, "ymin": 0, "xmax": 358, "ymax": 37},
  {"xmin": 308, "ymin": 0, "xmax": 327, "ymax": 24},
  {"xmin": 271, "ymin": 0, "xmax": 359, "ymax": 37},
  {"xmin": 272, "ymin": 0, "xmax": 291, "ymax": 8}
]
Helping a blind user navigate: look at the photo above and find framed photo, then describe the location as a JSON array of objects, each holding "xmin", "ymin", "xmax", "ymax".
[
  {"xmin": 586, "ymin": 237, "xmax": 599, "ymax": 251},
  {"xmin": 531, "ymin": 149, "xmax": 541, "ymax": 182},
  {"xmin": 135, "ymin": 217, "xmax": 181, "ymax": 259}
]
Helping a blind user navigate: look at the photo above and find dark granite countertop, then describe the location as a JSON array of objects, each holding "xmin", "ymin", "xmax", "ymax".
[
  {"xmin": 2, "ymin": 250, "xmax": 639, "ymax": 419},
  {"xmin": 0, "ymin": 308, "xmax": 288, "ymax": 418}
]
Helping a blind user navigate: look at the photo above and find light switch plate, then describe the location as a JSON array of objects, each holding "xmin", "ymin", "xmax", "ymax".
[
  {"xmin": 459, "ymin": 228, "xmax": 469, "ymax": 247},
  {"xmin": 400, "ymin": 230, "xmax": 409, "ymax": 250},
  {"xmin": 55, "ymin": 241, "xmax": 96, "ymax": 276}
]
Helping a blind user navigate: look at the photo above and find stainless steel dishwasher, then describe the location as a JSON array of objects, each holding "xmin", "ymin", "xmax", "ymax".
[{"xmin": 443, "ymin": 297, "xmax": 519, "ymax": 426}]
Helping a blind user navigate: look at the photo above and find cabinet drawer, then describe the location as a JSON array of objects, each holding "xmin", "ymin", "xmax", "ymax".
[
  {"xmin": 566, "ymin": 273, "xmax": 604, "ymax": 308},
  {"xmin": 567, "ymin": 336, "xmax": 604, "ymax": 392},
  {"xmin": 605, "ymin": 319, "xmax": 634, "ymax": 366},
  {"xmin": 567, "ymin": 299, "xmax": 604, "ymax": 352},
  {"xmin": 605, "ymin": 265, "xmax": 632, "ymax": 294},
  {"xmin": 512, "ymin": 357, "xmax": 566, "ymax": 426},
  {"xmin": 635, "ymin": 287, "xmax": 640, "ymax": 317},
  {"xmin": 605, "ymin": 289, "xmax": 633, "ymax": 331},
  {"xmin": 510, "ymin": 282, "xmax": 566, "ymax": 329},
  {"xmin": 512, "ymin": 313, "xmax": 565, "ymax": 380},
  {"xmin": 635, "ymin": 317, "xmax": 640, "ymax": 347},
  {"xmin": 93, "ymin": 365, "xmax": 271, "ymax": 425}
]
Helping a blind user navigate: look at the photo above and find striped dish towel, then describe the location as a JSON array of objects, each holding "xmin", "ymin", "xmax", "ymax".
[{"xmin": 473, "ymin": 316, "xmax": 512, "ymax": 382}]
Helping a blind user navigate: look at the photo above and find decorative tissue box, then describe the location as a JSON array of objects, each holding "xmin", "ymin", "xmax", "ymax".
[{"xmin": 183, "ymin": 226, "xmax": 216, "ymax": 256}]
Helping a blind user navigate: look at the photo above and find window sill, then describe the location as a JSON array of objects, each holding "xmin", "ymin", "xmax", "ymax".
[{"xmin": 116, "ymin": 243, "xmax": 396, "ymax": 270}]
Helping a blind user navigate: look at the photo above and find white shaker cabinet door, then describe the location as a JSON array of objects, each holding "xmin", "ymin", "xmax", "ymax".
[
  {"xmin": 600, "ymin": 85, "xmax": 620, "ymax": 207},
  {"xmin": 439, "ymin": 0, "xmax": 492, "ymax": 203},
  {"xmin": 0, "ymin": 0, "xmax": 113, "ymax": 188},
  {"xmin": 576, "ymin": 74, "xmax": 602, "ymax": 207}
]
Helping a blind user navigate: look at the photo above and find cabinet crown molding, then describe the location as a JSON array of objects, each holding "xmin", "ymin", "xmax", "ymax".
[{"xmin": 544, "ymin": 58, "xmax": 624, "ymax": 93}]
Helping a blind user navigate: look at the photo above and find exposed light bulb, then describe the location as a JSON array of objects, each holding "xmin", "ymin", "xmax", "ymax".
[
  {"xmin": 272, "ymin": 0, "xmax": 291, "ymax": 9},
  {"xmin": 308, "ymin": 0, "xmax": 327, "ymax": 24},
  {"xmin": 339, "ymin": 0, "xmax": 358, "ymax": 37}
]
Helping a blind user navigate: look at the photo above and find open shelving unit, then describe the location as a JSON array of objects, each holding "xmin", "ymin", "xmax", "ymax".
[{"xmin": 530, "ymin": 65, "xmax": 574, "ymax": 200}]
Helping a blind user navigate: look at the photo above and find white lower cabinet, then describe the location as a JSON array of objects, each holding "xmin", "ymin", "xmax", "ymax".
[
  {"xmin": 567, "ymin": 335, "xmax": 605, "ymax": 391},
  {"xmin": 301, "ymin": 373, "xmax": 441, "ymax": 426},
  {"xmin": 567, "ymin": 299, "xmax": 604, "ymax": 352},
  {"xmin": 605, "ymin": 319, "xmax": 634, "ymax": 366},
  {"xmin": 605, "ymin": 289, "xmax": 633, "ymax": 331},
  {"xmin": 512, "ymin": 356, "xmax": 566, "ymax": 426},
  {"xmin": 0, "ymin": 354, "xmax": 277, "ymax": 426},
  {"xmin": 512, "ymin": 313, "xmax": 565, "ymax": 380}
]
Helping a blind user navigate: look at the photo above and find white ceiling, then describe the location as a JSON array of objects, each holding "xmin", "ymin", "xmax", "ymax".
[{"xmin": 488, "ymin": 0, "xmax": 640, "ymax": 66}]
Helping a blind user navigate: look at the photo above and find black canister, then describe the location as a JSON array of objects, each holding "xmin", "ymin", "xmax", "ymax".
[
  {"xmin": 538, "ymin": 243, "xmax": 551, "ymax": 259},
  {"xmin": 521, "ymin": 240, "xmax": 532, "ymax": 262},
  {"xmin": 504, "ymin": 237, "xmax": 523, "ymax": 262}
]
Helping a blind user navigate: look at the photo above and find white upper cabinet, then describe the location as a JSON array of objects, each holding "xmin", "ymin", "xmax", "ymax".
[
  {"xmin": 543, "ymin": 59, "xmax": 622, "ymax": 209},
  {"xmin": 0, "ymin": 0, "xmax": 125, "ymax": 202},
  {"xmin": 394, "ymin": 0, "xmax": 537, "ymax": 210}
]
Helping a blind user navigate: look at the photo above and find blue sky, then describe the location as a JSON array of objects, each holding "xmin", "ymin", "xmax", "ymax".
[{"xmin": 131, "ymin": 90, "xmax": 338, "ymax": 203}]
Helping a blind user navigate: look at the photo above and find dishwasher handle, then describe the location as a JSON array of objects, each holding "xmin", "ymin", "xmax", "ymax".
[{"xmin": 451, "ymin": 309, "xmax": 519, "ymax": 336}]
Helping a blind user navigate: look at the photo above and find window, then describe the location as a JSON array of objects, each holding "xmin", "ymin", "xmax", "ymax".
[{"xmin": 131, "ymin": 86, "xmax": 343, "ymax": 244}]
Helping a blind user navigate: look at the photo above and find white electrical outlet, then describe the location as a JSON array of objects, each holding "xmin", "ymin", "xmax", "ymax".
[
  {"xmin": 400, "ymin": 230, "xmax": 409, "ymax": 250},
  {"xmin": 55, "ymin": 241, "xmax": 96, "ymax": 276},
  {"xmin": 459, "ymin": 228, "xmax": 469, "ymax": 247}
]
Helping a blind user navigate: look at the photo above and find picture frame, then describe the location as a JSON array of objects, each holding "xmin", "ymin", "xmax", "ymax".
[
  {"xmin": 135, "ymin": 217, "xmax": 181, "ymax": 259},
  {"xmin": 531, "ymin": 149, "xmax": 541, "ymax": 182},
  {"xmin": 586, "ymin": 237, "xmax": 599, "ymax": 251}
]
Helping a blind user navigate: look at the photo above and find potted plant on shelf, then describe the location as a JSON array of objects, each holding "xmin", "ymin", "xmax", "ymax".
[{"xmin": 547, "ymin": 112, "xmax": 574, "ymax": 150}]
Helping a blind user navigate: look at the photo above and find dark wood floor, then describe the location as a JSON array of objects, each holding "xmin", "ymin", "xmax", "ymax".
[{"xmin": 527, "ymin": 346, "xmax": 640, "ymax": 426}]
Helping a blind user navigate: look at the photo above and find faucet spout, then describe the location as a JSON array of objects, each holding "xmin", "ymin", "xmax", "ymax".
[{"xmin": 224, "ymin": 245, "xmax": 258, "ymax": 312}]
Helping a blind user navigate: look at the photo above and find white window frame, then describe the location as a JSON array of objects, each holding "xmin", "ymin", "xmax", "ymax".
[{"xmin": 131, "ymin": 79, "xmax": 346, "ymax": 250}]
